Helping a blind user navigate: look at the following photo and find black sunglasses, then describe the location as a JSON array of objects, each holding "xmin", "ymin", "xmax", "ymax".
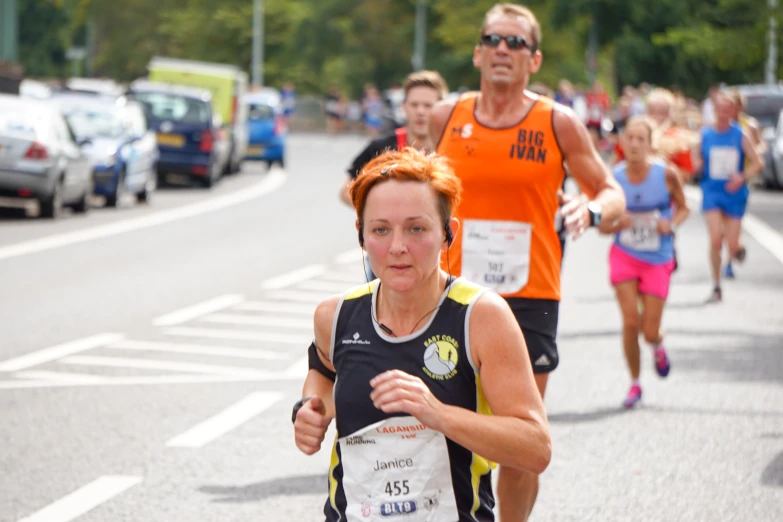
[{"xmin": 480, "ymin": 33, "xmax": 536, "ymax": 52}]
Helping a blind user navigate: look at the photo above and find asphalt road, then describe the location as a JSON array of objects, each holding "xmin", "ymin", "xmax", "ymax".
[{"xmin": 0, "ymin": 134, "xmax": 781, "ymax": 522}]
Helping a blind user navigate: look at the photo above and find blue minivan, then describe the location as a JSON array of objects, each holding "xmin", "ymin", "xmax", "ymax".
[
  {"xmin": 244, "ymin": 90, "xmax": 286, "ymax": 167},
  {"xmin": 127, "ymin": 81, "xmax": 230, "ymax": 188}
]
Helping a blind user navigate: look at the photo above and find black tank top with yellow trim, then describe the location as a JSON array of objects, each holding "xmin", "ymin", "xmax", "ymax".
[{"xmin": 324, "ymin": 277, "xmax": 495, "ymax": 522}]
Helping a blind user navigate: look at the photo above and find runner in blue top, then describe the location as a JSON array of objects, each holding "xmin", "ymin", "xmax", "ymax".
[
  {"xmin": 694, "ymin": 92, "xmax": 763, "ymax": 303},
  {"xmin": 600, "ymin": 116, "xmax": 690, "ymax": 408}
]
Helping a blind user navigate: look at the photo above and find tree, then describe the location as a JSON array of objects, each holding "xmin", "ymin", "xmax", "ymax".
[
  {"xmin": 553, "ymin": 0, "xmax": 783, "ymax": 98},
  {"xmin": 18, "ymin": 0, "xmax": 70, "ymax": 78}
]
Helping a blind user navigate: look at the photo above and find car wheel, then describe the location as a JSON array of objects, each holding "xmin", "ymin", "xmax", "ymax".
[
  {"xmin": 40, "ymin": 179, "xmax": 63, "ymax": 219},
  {"xmin": 106, "ymin": 170, "xmax": 125, "ymax": 208},
  {"xmin": 136, "ymin": 176, "xmax": 155, "ymax": 204}
]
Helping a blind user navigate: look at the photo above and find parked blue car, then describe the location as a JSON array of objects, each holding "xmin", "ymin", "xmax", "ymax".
[
  {"xmin": 127, "ymin": 81, "xmax": 231, "ymax": 188},
  {"xmin": 244, "ymin": 90, "xmax": 286, "ymax": 167},
  {"xmin": 55, "ymin": 94, "xmax": 159, "ymax": 206}
]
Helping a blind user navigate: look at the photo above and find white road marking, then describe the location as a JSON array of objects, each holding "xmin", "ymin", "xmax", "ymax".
[
  {"xmin": 335, "ymin": 249, "xmax": 364, "ymax": 265},
  {"xmin": 319, "ymin": 270, "xmax": 365, "ymax": 283},
  {"xmin": 297, "ymin": 279, "xmax": 354, "ymax": 293},
  {"xmin": 0, "ymin": 333, "xmax": 124, "ymax": 372},
  {"xmin": 260, "ymin": 264, "xmax": 327, "ymax": 290},
  {"xmin": 233, "ymin": 300, "xmax": 316, "ymax": 315},
  {"xmin": 282, "ymin": 356, "xmax": 309, "ymax": 379},
  {"xmin": 166, "ymin": 391, "xmax": 284, "ymax": 447},
  {"xmin": 202, "ymin": 313, "xmax": 312, "ymax": 329},
  {"xmin": 15, "ymin": 371, "xmax": 109, "ymax": 383},
  {"xmin": 164, "ymin": 326, "xmax": 309, "ymax": 344},
  {"xmin": 685, "ymin": 185, "xmax": 783, "ymax": 266},
  {"xmin": 152, "ymin": 294, "xmax": 244, "ymax": 327},
  {"xmin": 0, "ymin": 169, "xmax": 286, "ymax": 262},
  {"xmin": 268, "ymin": 289, "xmax": 335, "ymax": 303},
  {"xmin": 742, "ymin": 214, "xmax": 783, "ymax": 265},
  {"xmin": 0, "ymin": 372, "xmax": 304, "ymax": 389},
  {"xmin": 60, "ymin": 355, "xmax": 268, "ymax": 377},
  {"xmin": 109, "ymin": 339, "xmax": 288, "ymax": 360},
  {"xmin": 17, "ymin": 475, "xmax": 142, "ymax": 522}
]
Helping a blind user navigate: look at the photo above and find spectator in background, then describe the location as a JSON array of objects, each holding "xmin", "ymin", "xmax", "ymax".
[
  {"xmin": 555, "ymin": 79, "xmax": 575, "ymax": 107},
  {"xmin": 281, "ymin": 82, "xmax": 296, "ymax": 122},
  {"xmin": 585, "ymin": 80, "xmax": 611, "ymax": 149},
  {"xmin": 324, "ymin": 85, "xmax": 346, "ymax": 134},
  {"xmin": 362, "ymin": 86, "xmax": 384, "ymax": 138},
  {"xmin": 702, "ymin": 86, "xmax": 719, "ymax": 128},
  {"xmin": 529, "ymin": 82, "xmax": 554, "ymax": 99}
]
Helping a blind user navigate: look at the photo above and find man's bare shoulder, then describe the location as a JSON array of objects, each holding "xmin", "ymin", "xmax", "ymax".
[
  {"xmin": 551, "ymin": 102, "xmax": 590, "ymax": 151},
  {"xmin": 430, "ymin": 98, "xmax": 460, "ymax": 145}
]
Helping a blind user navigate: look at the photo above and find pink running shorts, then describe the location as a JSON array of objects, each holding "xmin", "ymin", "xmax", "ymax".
[{"xmin": 609, "ymin": 244, "xmax": 676, "ymax": 300}]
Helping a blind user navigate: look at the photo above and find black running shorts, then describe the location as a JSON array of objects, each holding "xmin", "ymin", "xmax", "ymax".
[{"xmin": 505, "ymin": 297, "xmax": 559, "ymax": 374}]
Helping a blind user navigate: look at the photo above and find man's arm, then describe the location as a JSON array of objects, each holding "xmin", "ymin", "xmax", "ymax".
[
  {"xmin": 429, "ymin": 99, "xmax": 458, "ymax": 148},
  {"xmin": 552, "ymin": 105, "xmax": 626, "ymax": 239}
]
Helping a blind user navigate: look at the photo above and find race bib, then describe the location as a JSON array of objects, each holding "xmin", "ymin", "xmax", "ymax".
[
  {"xmin": 709, "ymin": 146, "xmax": 740, "ymax": 181},
  {"xmin": 619, "ymin": 211, "xmax": 661, "ymax": 252},
  {"xmin": 461, "ymin": 219, "xmax": 532, "ymax": 294},
  {"xmin": 339, "ymin": 417, "xmax": 459, "ymax": 521}
]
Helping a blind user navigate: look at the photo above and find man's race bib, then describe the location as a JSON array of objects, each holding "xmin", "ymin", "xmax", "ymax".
[
  {"xmin": 619, "ymin": 211, "xmax": 661, "ymax": 252},
  {"xmin": 461, "ymin": 219, "xmax": 532, "ymax": 294},
  {"xmin": 709, "ymin": 146, "xmax": 740, "ymax": 181},
  {"xmin": 339, "ymin": 417, "xmax": 459, "ymax": 521}
]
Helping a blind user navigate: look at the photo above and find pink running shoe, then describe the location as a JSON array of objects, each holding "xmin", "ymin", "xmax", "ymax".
[
  {"xmin": 623, "ymin": 384, "xmax": 642, "ymax": 408},
  {"xmin": 654, "ymin": 346, "xmax": 671, "ymax": 377}
]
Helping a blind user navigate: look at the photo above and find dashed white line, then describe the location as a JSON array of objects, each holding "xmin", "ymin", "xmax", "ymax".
[
  {"xmin": 261, "ymin": 264, "xmax": 327, "ymax": 290},
  {"xmin": 166, "ymin": 391, "xmax": 284, "ymax": 447},
  {"xmin": 109, "ymin": 339, "xmax": 288, "ymax": 360},
  {"xmin": 319, "ymin": 270, "xmax": 365, "ymax": 283},
  {"xmin": 17, "ymin": 475, "xmax": 142, "ymax": 522},
  {"xmin": 296, "ymin": 279, "xmax": 355, "ymax": 293},
  {"xmin": 152, "ymin": 294, "xmax": 244, "ymax": 327},
  {"xmin": 335, "ymin": 249, "xmax": 364, "ymax": 265},
  {"xmin": 0, "ymin": 333, "xmax": 124, "ymax": 372},
  {"xmin": 164, "ymin": 326, "xmax": 309, "ymax": 344},
  {"xmin": 268, "ymin": 289, "xmax": 335, "ymax": 303},
  {"xmin": 0, "ymin": 169, "xmax": 286, "ymax": 262},
  {"xmin": 60, "ymin": 355, "xmax": 268, "ymax": 377},
  {"xmin": 202, "ymin": 313, "xmax": 312, "ymax": 329},
  {"xmin": 233, "ymin": 300, "xmax": 316, "ymax": 315}
]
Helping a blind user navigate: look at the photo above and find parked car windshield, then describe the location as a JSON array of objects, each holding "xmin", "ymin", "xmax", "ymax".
[
  {"xmin": 0, "ymin": 111, "xmax": 38, "ymax": 138},
  {"xmin": 248, "ymin": 103, "xmax": 275, "ymax": 120},
  {"xmin": 133, "ymin": 92, "xmax": 211, "ymax": 124},
  {"xmin": 63, "ymin": 107, "xmax": 124, "ymax": 140},
  {"xmin": 743, "ymin": 93, "xmax": 783, "ymax": 129}
]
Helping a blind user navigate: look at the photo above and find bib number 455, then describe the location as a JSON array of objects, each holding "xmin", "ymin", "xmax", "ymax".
[{"xmin": 385, "ymin": 480, "xmax": 410, "ymax": 497}]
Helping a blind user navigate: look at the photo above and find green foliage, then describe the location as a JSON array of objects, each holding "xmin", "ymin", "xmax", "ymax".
[{"xmin": 17, "ymin": 0, "xmax": 783, "ymax": 100}]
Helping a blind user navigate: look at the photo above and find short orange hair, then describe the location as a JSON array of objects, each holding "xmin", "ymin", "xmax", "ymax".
[{"xmin": 350, "ymin": 148, "xmax": 462, "ymax": 229}]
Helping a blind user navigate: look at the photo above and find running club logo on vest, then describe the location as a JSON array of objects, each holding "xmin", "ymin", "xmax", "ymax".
[
  {"xmin": 422, "ymin": 335, "xmax": 459, "ymax": 380},
  {"xmin": 510, "ymin": 129, "xmax": 548, "ymax": 164}
]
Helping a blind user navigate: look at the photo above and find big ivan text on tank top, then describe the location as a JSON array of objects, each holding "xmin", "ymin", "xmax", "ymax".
[{"xmin": 509, "ymin": 129, "xmax": 548, "ymax": 164}]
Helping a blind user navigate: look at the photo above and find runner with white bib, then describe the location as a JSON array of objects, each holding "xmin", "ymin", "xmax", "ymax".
[
  {"xmin": 600, "ymin": 116, "xmax": 690, "ymax": 408},
  {"xmin": 293, "ymin": 149, "xmax": 551, "ymax": 521},
  {"xmin": 693, "ymin": 92, "xmax": 763, "ymax": 303},
  {"xmin": 429, "ymin": 5, "xmax": 626, "ymax": 519}
]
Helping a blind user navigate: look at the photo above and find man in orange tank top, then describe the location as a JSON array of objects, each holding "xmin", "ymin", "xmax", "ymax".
[{"xmin": 430, "ymin": 4, "xmax": 626, "ymax": 521}]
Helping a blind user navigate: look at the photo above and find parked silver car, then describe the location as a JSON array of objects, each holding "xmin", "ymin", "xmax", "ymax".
[
  {"xmin": 737, "ymin": 84, "xmax": 783, "ymax": 189},
  {"xmin": 0, "ymin": 94, "xmax": 93, "ymax": 218}
]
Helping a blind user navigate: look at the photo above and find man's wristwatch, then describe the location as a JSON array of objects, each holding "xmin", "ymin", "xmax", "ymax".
[
  {"xmin": 291, "ymin": 397, "xmax": 311, "ymax": 424},
  {"xmin": 587, "ymin": 201, "xmax": 603, "ymax": 227}
]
